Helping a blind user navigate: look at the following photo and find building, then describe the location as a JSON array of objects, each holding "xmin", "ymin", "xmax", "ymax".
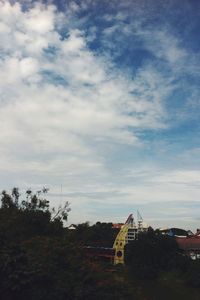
[
  {"xmin": 112, "ymin": 223, "xmax": 124, "ymax": 229},
  {"xmin": 68, "ymin": 224, "xmax": 77, "ymax": 230},
  {"xmin": 160, "ymin": 227, "xmax": 188, "ymax": 238},
  {"xmin": 176, "ymin": 234, "xmax": 200, "ymax": 260}
]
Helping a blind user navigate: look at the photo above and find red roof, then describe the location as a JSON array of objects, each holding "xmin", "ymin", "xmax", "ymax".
[
  {"xmin": 112, "ymin": 223, "xmax": 124, "ymax": 229},
  {"xmin": 176, "ymin": 236, "xmax": 200, "ymax": 250}
]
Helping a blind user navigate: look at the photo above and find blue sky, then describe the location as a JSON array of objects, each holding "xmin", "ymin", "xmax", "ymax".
[{"xmin": 0, "ymin": 0, "xmax": 200, "ymax": 230}]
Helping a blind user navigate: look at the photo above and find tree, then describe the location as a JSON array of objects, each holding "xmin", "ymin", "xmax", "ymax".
[
  {"xmin": 0, "ymin": 187, "xmax": 70, "ymax": 223},
  {"xmin": 51, "ymin": 201, "xmax": 71, "ymax": 222},
  {"xmin": 0, "ymin": 188, "xmax": 132, "ymax": 300},
  {"xmin": 12, "ymin": 187, "xmax": 20, "ymax": 206},
  {"xmin": 21, "ymin": 188, "xmax": 50, "ymax": 211},
  {"xmin": 125, "ymin": 229, "xmax": 181, "ymax": 279},
  {"xmin": 1, "ymin": 190, "xmax": 17, "ymax": 209},
  {"xmin": 0, "ymin": 187, "xmax": 72, "ymax": 244},
  {"xmin": 71, "ymin": 222, "xmax": 118, "ymax": 247}
]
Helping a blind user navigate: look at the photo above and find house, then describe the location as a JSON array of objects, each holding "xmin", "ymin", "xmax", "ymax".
[
  {"xmin": 176, "ymin": 234, "xmax": 200, "ymax": 260},
  {"xmin": 68, "ymin": 224, "xmax": 77, "ymax": 230}
]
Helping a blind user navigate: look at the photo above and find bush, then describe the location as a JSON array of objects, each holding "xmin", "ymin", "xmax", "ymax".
[{"xmin": 125, "ymin": 230, "xmax": 181, "ymax": 279}]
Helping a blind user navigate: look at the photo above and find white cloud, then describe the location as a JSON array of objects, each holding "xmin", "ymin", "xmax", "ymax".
[
  {"xmin": 23, "ymin": 4, "xmax": 55, "ymax": 33},
  {"xmin": 0, "ymin": 2, "xmax": 166, "ymax": 142},
  {"xmin": 0, "ymin": 1, "xmax": 199, "ymax": 229}
]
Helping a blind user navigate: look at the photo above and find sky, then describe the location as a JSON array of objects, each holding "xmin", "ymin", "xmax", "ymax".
[{"xmin": 0, "ymin": 0, "xmax": 200, "ymax": 230}]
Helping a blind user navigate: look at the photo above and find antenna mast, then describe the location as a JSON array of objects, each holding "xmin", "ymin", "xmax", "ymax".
[{"xmin": 137, "ymin": 210, "xmax": 143, "ymax": 232}]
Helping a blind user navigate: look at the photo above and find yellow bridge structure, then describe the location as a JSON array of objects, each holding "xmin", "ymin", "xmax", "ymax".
[
  {"xmin": 113, "ymin": 212, "xmax": 145, "ymax": 265},
  {"xmin": 85, "ymin": 212, "xmax": 147, "ymax": 265}
]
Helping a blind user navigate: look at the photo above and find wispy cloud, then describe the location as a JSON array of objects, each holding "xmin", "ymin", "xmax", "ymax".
[
  {"xmin": 0, "ymin": 1, "xmax": 200, "ymax": 229},
  {"xmin": 0, "ymin": 2, "xmax": 166, "ymax": 167}
]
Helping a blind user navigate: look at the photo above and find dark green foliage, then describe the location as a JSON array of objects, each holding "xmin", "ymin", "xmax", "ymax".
[
  {"xmin": 1, "ymin": 190, "xmax": 16, "ymax": 209},
  {"xmin": 1, "ymin": 187, "xmax": 200, "ymax": 299},
  {"xmin": 21, "ymin": 188, "xmax": 50, "ymax": 211},
  {"xmin": 0, "ymin": 188, "xmax": 65, "ymax": 243},
  {"xmin": 125, "ymin": 229, "xmax": 182, "ymax": 279},
  {"xmin": 185, "ymin": 260, "xmax": 200, "ymax": 288},
  {"xmin": 72, "ymin": 221, "xmax": 119, "ymax": 247},
  {"xmin": 0, "ymin": 237, "xmax": 98, "ymax": 300},
  {"xmin": 0, "ymin": 237, "xmax": 131, "ymax": 300},
  {"xmin": 0, "ymin": 189, "xmax": 130, "ymax": 300}
]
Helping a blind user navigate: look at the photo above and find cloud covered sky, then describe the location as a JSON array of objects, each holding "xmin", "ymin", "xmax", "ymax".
[{"xmin": 1, "ymin": 0, "xmax": 200, "ymax": 229}]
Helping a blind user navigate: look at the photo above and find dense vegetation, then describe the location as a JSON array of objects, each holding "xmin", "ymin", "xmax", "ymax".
[
  {"xmin": 125, "ymin": 228, "xmax": 188, "ymax": 279},
  {"xmin": 69, "ymin": 221, "xmax": 119, "ymax": 247},
  {"xmin": 0, "ymin": 188, "xmax": 200, "ymax": 300},
  {"xmin": 0, "ymin": 188, "xmax": 130, "ymax": 300}
]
